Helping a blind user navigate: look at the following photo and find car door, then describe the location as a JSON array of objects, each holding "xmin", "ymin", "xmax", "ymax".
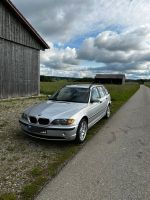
[
  {"xmin": 97, "ymin": 86, "xmax": 108, "ymax": 115},
  {"xmin": 87, "ymin": 87, "xmax": 103, "ymax": 127}
]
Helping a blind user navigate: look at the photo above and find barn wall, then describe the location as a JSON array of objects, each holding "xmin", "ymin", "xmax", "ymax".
[
  {"xmin": 0, "ymin": 1, "xmax": 43, "ymax": 50},
  {"xmin": 0, "ymin": 38, "xmax": 39, "ymax": 99}
]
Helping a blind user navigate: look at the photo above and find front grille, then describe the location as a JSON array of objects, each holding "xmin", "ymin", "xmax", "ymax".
[
  {"xmin": 29, "ymin": 116, "xmax": 37, "ymax": 124},
  {"xmin": 38, "ymin": 118, "xmax": 50, "ymax": 125}
]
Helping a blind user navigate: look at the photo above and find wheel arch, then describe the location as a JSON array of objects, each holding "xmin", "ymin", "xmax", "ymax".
[
  {"xmin": 75, "ymin": 116, "xmax": 88, "ymax": 143},
  {"xmin": 81, "ymin": 116, "xmax": 88, "ymax": 124}
]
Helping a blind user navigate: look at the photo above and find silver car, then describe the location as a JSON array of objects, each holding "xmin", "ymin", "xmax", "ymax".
[{"xmin": 19, "ymin": 84, "xmax": 111, "ymax": 143}]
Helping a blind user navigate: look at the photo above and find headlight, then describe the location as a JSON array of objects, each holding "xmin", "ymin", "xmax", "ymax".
[
  {"xmin": 51, "ymin": 119, "xmax": 75, "ymax": 125},
  {"xmin": 22, "ymin": 113, "xmax": 28, "ymax": 120}
]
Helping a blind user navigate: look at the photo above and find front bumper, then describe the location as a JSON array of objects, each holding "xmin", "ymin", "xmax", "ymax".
[{"xmin": 19, "ymin": 120, "xmax": 77, "ymax": 141}]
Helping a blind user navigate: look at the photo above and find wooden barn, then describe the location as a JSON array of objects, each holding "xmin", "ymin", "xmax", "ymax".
[
  {"xmin": 0, "ymin": 0, "xmax": 49, "ymax": 99},
  {"xmin": 95, "ymin": 74, "xmax": 125, "ymax": 84}
]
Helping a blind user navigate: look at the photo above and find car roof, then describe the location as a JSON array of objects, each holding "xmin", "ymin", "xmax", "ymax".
[{"xmin": 66, "ymin": 84, "xmax": 104, "ymax": 89}]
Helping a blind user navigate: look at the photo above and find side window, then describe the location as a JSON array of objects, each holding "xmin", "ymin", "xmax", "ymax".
[
  {"xmin": 97, "ymin": 87, "xmax": 105, "ymax": 98},
  {"xmin": 91, "ymin": 87, "xmax": 100, "ymax": 100},
  {"xmin": 102, "ymin": 86, "xmax": 108, "ymax": 95}
]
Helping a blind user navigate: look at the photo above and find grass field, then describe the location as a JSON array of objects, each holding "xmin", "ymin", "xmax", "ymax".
[
  {"xmin": 40, "ymin": 80, "xmax": 70, "ymax": 95},
  {"xmin": 105, "ymin": 84, "xmax": 139, "ymax": 113},
  {"xmin": 0, "ymin": 82, "xmax": 139, "ymax": 200},
  {"xmin": 144, "ymin": 82, "xmax": 150, "ymax": 88}
]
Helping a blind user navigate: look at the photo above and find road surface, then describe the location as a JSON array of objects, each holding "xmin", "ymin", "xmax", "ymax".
[{"xmin": 36, "ymin": 85, "xmax": 150, "ymax": 200}]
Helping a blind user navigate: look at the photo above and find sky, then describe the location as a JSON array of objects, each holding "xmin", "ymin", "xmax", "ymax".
[{"xmin": 12, "ymin": 0, "xmax": 150, "ymax": 79}]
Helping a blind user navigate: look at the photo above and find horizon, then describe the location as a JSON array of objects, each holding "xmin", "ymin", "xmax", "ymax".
[{"xmin": 40, "ymin": 74, "xmax": 150, "ymax": 81}]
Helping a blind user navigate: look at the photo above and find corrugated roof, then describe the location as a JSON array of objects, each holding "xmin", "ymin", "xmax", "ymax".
[
  {"xmin": 2, "ymin": 0, "xmax": 50, "ymax": 49},
  {"xmin": 95, "ymin": 74, "xmax": 125, "ymax": 79}
]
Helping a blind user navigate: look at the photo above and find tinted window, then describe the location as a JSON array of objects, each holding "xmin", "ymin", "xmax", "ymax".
[{"xmin": 51, "ymin": 87, "xmax": 90, "ymax": 103}]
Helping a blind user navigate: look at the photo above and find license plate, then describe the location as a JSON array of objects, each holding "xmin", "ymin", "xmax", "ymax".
[
  {"xmin": 40, "ymin": 130, "xmax": 47, "ymax": 134},
  {"xmin": 28, "ymin": 125, "xmax": 47, "ymax": 134}
]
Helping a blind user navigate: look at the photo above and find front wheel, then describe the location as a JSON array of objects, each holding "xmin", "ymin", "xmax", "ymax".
[
  {"xmin": 75, "ymin": 119, "xmax": 88, "ymax": 143},
  {"xmin": 105, "ymin": 105, "xmax": 111, "ymax": 118}
]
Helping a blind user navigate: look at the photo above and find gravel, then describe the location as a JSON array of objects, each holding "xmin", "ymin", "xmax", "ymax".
[{"xmin": 0, "ymin": 98, "xmax": 70, "ymax": 197}]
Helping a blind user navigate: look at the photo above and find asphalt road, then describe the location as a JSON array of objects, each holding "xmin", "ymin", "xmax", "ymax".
[{"xmin": 36, "ymin": 85, "xmax": 150, "ymax": 200}]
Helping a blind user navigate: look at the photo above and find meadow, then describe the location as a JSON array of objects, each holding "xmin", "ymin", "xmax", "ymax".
[
  {"xmin": 144, "ymin": 82, "xmax": 150, "ymax": 88},
  {"xmin": 40, "ymin": 80, "xmax": 70, "ymax": 95},
  {"xmin": 0, "ymin": 81, "xmax": 139, "ymax": 200}
]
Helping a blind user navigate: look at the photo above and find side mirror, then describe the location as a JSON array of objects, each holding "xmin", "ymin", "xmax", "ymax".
[
  {"xmin": 48, "ymin": 95, "xmax": 52, "ymax": 100},
  {"xmin": 90, "ymin": 98, "xmax": 100, "ymax": 103}
]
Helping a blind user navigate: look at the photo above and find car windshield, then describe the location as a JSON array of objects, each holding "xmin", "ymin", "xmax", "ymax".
[{"xmin": 50, "ymin": 87, "xmax": 90, "ymax": 103}]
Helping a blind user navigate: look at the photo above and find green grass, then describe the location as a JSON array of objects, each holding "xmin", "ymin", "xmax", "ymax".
[
  {"xmin": 40, "ymin": 80, "xmax": 72, "ymax": 95},
  {"xmin": 105, "ymin": 84, "xmax": 139, "ymax": 113},
  {"xmin": 144, "ymin": 82, "xmax": 150, "ymax": 88},
  {"xmin": 0, "ymin": 193, "xmax": 16, "ymax": 200},
  {"xmin": 21, "ymin": 177, "xmax": 47, "ymax": 200},
  {"xmin": 21, "ymin": 147, "xmax": 78, "ymax": 200},
  {"xmin": 0, "ymin": 82, "xmax": 140, "ymax": 200},
  {"xmin": 30, "ymin": 167, "xmax": 44, "ymax": 177}
]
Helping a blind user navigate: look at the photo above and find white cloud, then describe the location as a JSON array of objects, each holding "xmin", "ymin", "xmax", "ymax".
[
  {"xmin": 41, "ymin": 42, "xmax": 79, "ymax": 70},
  {"xmin": 11, "ymin": 0, "xmax": 150, "ymax": 79},
  {"xmin": 94, "ymin": 27, "xmax": 150, "ymax": 51},
  {"xmin": 40, "ymin": 26, "xmax": 150, "ymax": 78},
  {"xmin": 78, "ymin": 26, "xmax": 150, "ymax": 70},
  {"xmin": 40, "ymin": 43, "xmax": 83, "ymax": 77},
  {"xmin": 12, "ymin": 0, "xmax": 150, "ymax": 43}
]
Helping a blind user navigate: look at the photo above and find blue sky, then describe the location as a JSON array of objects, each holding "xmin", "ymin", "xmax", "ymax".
[{"xmin": 12, "ymin": 0, "xmax": 150, "ymax": 79}]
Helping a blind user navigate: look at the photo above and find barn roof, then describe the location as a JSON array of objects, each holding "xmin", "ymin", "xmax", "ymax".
[
  {"xmin": 2, "ymin": 0, "xmax": 49, "ymax": 49},
  {"xmin": 95, "ymin": 74, "xmax": 125, "ymax": 79}
]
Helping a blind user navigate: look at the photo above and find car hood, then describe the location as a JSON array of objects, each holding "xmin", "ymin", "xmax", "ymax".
[{"xmin": 26, "ymin": 101, "xmax": 87, "ymax": 119}]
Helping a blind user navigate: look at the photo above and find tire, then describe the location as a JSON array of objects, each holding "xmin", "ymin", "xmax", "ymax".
[
  {"xmin": 75, "ymin": 119, "xmax": 88, "ymax": 143},
  {"xmin": 105, "ymin": 105, "xmax": 111, "ymax": 118}
]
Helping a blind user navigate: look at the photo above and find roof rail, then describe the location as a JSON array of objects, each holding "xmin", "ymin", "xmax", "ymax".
[{"xmin": 89, "ymin": 81, "xmax": 96, "ymax": 89}]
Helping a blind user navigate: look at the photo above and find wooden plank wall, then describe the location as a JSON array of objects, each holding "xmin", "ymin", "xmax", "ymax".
[
  {"xmin": 0, "ymin": 38, "xmax": 39, "ymax": 99},
  {"xmin": 0, "ymin": 1, "xmax": 43, "ymax": 50}
]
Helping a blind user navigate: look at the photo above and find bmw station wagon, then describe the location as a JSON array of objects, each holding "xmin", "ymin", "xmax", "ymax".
[{"xmin": 19, "ymin": 84, "xmax": 111, "ymax": 143}]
